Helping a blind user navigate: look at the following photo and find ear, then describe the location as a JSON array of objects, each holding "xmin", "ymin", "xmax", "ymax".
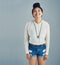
[{"xmin": 32, "ymin": 13, "xmax": 34, "ymax": 17}]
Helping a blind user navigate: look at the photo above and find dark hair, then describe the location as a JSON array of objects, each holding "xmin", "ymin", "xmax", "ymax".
[{"xmin": 32, "ymin": 2, "xmax": 43, "ymax": 14}]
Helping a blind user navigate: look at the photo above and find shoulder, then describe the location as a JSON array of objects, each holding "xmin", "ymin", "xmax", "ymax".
[
  {"xmin": 42, "ymin": 20, "xmax": 50, "ymax": 27},
  {"xmin": 25, "ymin": 21, "xmax": 32, "ymax": 28}
]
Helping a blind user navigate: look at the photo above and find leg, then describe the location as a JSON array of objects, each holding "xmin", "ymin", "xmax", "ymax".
[
  {"xmin": 28, "ymin": 56, "xmax": 37, "ymax": 65},
  {"xmin": 37, "ymin": 57, "xmax": 46, "ymax": 65},
  {"xmin": 37, "ymin": 44, "xmax": 47, "ymax": 65}
]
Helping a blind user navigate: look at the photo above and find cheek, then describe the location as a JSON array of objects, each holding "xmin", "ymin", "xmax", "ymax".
[
  {"xmin": 39, "ymin": 13, "xmax": 40, "ymax": 15},
  {"xmin": 32, "ymin": 13, "xmax": 36, "ymax": 17},
  {"xmin": 40, "ymin": 12, "xmax": 43, "ymax": 15}
]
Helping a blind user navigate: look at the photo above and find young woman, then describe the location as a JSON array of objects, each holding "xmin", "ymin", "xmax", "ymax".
[{"xmin": 24, "ymin": 2, "xmax": 50, "ymax": 65}]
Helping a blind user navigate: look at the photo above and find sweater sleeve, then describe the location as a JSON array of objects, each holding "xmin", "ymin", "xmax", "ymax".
[
  {"xmin": 45, "ymin": 23, "xmax": 50, "ymax": 55},
  {"xmin": 24, "ymin": 23, "xmax": 29, "ymax": 54}
]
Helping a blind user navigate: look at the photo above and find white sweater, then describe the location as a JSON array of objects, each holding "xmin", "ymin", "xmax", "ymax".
[{"xmin": 24, "ymin": 20, "xmax": 50, "ymax": 55}]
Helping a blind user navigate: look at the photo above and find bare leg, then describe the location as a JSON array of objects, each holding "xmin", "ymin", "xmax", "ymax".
[
  {"xmin": 37, "ymin": 57, "xmax": 46, "ymax": 65},
  {"xmin": 28, "ymin": 56, "xmax": 37, "ymax": 65}
]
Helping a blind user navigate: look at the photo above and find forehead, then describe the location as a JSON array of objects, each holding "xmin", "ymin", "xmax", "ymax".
[{"xmin": 34, "ymin": 7, "xmax": 41, "ymax": 11}]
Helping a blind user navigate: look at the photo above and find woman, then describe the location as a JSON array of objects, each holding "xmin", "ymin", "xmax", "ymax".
[{"xmin": 24, "ymin": 2, "xmax": 50, "ymax": 65}]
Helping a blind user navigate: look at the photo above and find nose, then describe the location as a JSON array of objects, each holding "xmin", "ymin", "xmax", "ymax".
[{"xmin": 36, "ymin": 11, "xmax": 39, "ymax": 16}]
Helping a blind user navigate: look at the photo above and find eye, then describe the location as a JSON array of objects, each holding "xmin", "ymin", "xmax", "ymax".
[
  {"xmin": 33, "ymin": 10, "xmax": 36, "ymax": 13},
  {"xmin": 38, "ymin": 9, "xmax": 40, "ymax": 12}
]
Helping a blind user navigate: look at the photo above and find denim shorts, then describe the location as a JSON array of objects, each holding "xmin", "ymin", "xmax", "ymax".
[{"xmin": 28, "ymin": 43, "xmax": 46, "ymax": 57}]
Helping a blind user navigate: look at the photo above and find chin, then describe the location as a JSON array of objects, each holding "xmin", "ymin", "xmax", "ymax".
[
  {"xmin": 34, "ymin": 16, "xmax": 40, "ymax": 19},
  {"xmin": 36, "ymin": 17, "xmax": 40, "ymax": 19}
]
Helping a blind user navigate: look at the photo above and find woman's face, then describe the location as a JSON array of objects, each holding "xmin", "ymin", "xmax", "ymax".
[{"xmin": 32, "ymin": 7, "xmax": 43, "ymax": 19}]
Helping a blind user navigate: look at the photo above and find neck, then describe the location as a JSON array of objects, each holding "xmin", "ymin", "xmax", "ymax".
[{"xmin": 35, "ymin": 18, "xmax": 42, "ymax": 24}]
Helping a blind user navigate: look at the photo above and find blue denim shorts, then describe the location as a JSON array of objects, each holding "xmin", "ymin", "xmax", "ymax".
[{"xmin": 28, "ymin": 43, "xmax": 46, "ymax": 57}]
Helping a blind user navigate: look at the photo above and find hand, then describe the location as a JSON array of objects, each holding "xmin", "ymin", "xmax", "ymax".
[
  {"xmin": 43, "ymin": 55, "xmax": 48, "ymax": 60},
  {"xmin": 26, "ymin": 54, "xmax": 31, "ymax": 60}
]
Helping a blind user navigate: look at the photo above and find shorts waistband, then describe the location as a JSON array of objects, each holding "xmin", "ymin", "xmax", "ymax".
[{"xmin": 29, "ymin": 43, "xmax": 46, "ymax": 46}]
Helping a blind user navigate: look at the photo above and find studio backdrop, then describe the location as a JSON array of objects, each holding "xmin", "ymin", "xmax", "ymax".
[{"xmin": 0, "ymin": 0, "xmax": 60, "ymax": 65}]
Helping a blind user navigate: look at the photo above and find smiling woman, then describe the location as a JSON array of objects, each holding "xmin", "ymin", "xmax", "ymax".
[{"xmin": 24, "ymin": 2, "xmax": 50, "ymax": 65}]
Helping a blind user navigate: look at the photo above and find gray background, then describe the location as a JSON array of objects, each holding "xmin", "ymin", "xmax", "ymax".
[{"xmin": 0, "ymin": 0, "xmax": 60, "ymax": 65}]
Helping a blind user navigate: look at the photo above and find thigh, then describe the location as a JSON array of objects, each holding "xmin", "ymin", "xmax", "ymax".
[
  {"xmin": 37, "ymin": 57, "xmax": 46, "ymax": 65},
  {"xmin": 37, "ymin": 44, "xmax": 46, "ymax": 57},
  {"xmin": 29, "ymin": 44, "xmax": 37, "ymax": 57},
  {"xmin": 28, "ymin": 57, "xmax": 37, "ymax": 65}
]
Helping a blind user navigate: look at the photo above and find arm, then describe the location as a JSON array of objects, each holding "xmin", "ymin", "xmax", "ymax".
[
  {"xmin": 44, "ymin": 23, "xmax": 50, "ymax": 60},
  {"xmin": 24, "ymin": 23, "xmax": 29, "ymax": 54},
  {"xmin": 45, "ymin": 23, "xmax": 50, "ymax": 55}
]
